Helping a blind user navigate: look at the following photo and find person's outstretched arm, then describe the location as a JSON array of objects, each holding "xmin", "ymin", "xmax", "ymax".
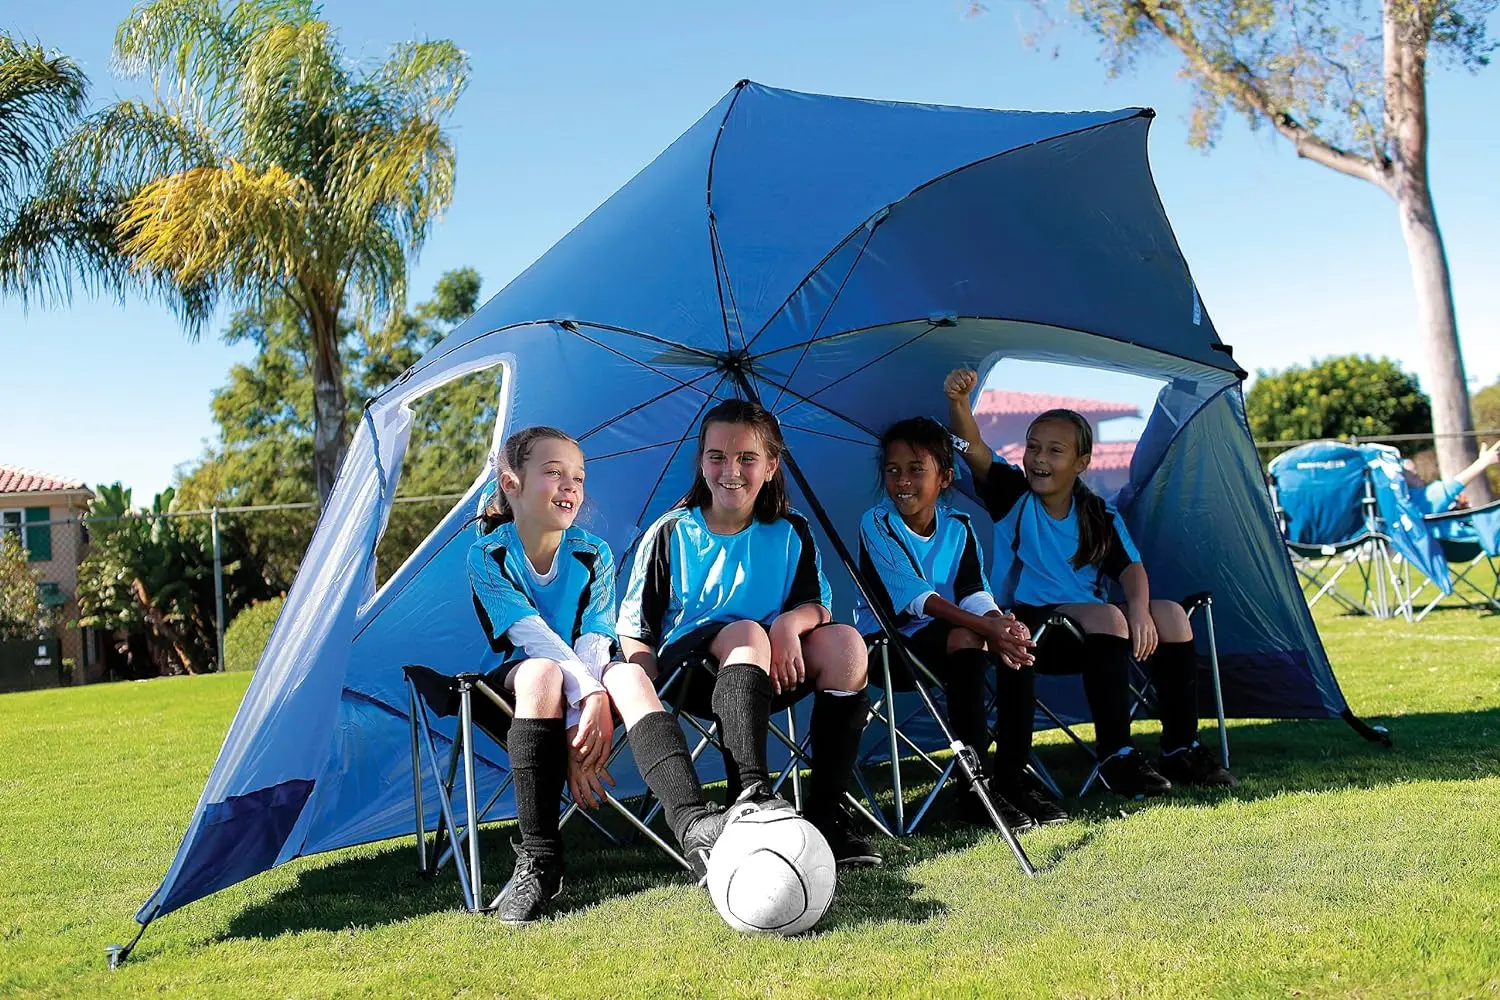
[
  {"xmin": 1454, "ymin": 440, "xmax": 1500, "ymax": 490},
  {"xmin": 944, "ymin": 367, "xmax": 992, "ymax": 479}
]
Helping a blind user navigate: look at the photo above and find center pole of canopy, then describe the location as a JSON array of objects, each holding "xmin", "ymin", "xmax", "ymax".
[{"xmin": 726, "ymin": 368, "xmax": 1037, "ymax": 877}]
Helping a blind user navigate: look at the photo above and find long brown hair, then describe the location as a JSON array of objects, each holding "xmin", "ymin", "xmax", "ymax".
[
  {"xmin": 678, "ymin": 399, "xmax": 791, "ymax": 523},
  {"xmin": 1028, "ymin": 408, "xmax": 1113, "ymax": 570},
  {"xmin": 479, "ymin": 425, "xmax": 579, "ymax": 532}
]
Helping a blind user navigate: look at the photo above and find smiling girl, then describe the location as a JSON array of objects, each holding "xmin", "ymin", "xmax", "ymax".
[
  {"xmin": 854, "ymin": 417, "xmax": 1064, "ymax": 830},
  {"xmin": 617, "ymin": 399, "xmax": 881, "ymax": 866},
  {"xmin": 469, "ymin": 427, "xmax": 729, "ymax": 923},
  {"xmin": 944, "ymin": 369, "xmax": 1237, "ymax": 798}
]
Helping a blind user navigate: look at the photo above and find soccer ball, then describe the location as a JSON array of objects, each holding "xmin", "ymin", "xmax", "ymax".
[{"xmin": 706, "ymin": 806, "xmax": 837, "ymax": 935}]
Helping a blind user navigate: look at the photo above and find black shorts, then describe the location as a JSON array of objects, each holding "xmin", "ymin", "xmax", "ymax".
[
  {"xmin": 1014, "ymin": 603, "xmax": 1102, "ymax": 675},
  {"xmin": 654, "ymin": 622, "xmax": 819, "ymax": 718}
]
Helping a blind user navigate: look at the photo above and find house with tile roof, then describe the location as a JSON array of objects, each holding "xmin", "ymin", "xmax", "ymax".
[
  {"xmin": 975, "ymin": 390, "xmax": 1143, "ymax": 497},
  {"xmin": 1, "ymin": 466, "xmax": 98, "ymax": 687}
]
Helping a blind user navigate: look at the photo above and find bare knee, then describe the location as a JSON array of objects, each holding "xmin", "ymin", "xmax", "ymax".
[
  {"xmin": 603, "ymin": 661, "xmax": 664, "ymax": 726},
  {"xmin": 946, "ymin": 627, "xmax": 985, "ymax": 654},
  {"xmin": 712, "ymin": 619, "xmax": 772, "ymax": 668},
  {"xmin": 805, "ymin": 624, "xmax": 868, "ymax": 690},
  {"xmin": 1150, "ymin": 599, "xmax": 1193, "ymax": 643},
  {"xmin": 509, "ymin": 658, "xmax": 564, "ymax": 717},
  {"xmin": 1064, "ymin": 603, "xmax": 1128, "ymax": 638}
]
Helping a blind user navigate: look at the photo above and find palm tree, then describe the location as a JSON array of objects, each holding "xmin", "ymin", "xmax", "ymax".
[
  {"xmin": 54, "ymin": 0, "xmax": 468, "ymax": 502},
  {"xmin": 0, "ymin": 31, "xmax": 94, "ymax": 306}
]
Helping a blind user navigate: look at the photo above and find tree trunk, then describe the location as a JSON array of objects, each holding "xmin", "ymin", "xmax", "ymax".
[
  {"xmin": 1385, "ymin": 7, "xmax": 1489, "ymax": 503},
  {"xmin": 308, "ymin": 292, "xmax": 348, "ymax": 505}
]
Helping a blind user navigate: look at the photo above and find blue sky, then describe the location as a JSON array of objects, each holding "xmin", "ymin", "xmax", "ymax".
[{"xmin": 3, "ymin": 0, "xmax": 1497, "ymax": 497}]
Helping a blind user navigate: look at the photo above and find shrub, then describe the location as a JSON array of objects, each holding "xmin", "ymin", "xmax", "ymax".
[{"xmin": 224, "ymin": 596, "xmax": 285, "ymax": 673}]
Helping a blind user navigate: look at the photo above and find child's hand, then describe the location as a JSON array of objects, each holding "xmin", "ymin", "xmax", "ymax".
[
  {"xmin": 571, "ymin": 692, "xmax": 614, "ymax": 772},
  {"xmin": 981, "ymin": 612, "xmax": 1034, "ymax": 669},
  {"xmin": 565, "ymin": 734, "xmax": 614, "ymax": 810},
  {"xmin": 944, "ymin": 368, "xmax": 978, "ymax": 401},
  {"xmin": 1480, "ymin": 440, "xmax": 1500, "ymax": 468},
  {"xmin": 768, "ymin": 615, "xmax": 805, "ymax": 696},
  {"xmin": 1126, "ymin": 603, "xmax": 1158, "ymax": 662}
]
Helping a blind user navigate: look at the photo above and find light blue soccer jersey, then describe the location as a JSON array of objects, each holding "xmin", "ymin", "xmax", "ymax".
[
  {"xmin": 979, "ymin": 460, "xmax": 1140, "ymax": 607},
  {"xmin": 854, "ymin": 499, "xmax": 996, "ymax": 637},
  {"xmin": 1416, "ymin": 478, "xmax": 1464, "ymax": 516},
  {"xmin": 617, "ymin": 506, "xmax": 832, "ymax": 651},
  {"xmin": 467, "ymin": 521, "xmax": 618, "ymax": 658}
]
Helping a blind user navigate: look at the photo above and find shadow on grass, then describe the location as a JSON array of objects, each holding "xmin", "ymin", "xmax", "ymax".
[
  {"xmin": 1025, "ymin": 705, "xmax": 1500, "ymax": 823},
  {"xmin": 219, "ymin": 706, "xmax": 1496, "ymax": 942},
  {"xmin": 220, "ymin": 796, "xmax": 947, "ymax": 941}
]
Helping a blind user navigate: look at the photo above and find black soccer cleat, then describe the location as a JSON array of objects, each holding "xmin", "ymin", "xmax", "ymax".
[
  {"xmin": 1158, "ymin": 742, "xmax": 1239, "ymax": 788},
  {"xmin": 1096, "ymin": 747, "xmax": 1173, "ymax": 799},
  {"xmin": 729, "ymin": 780, "xmax": 795, "ymax": 817},
  {"xmin": 809, "ymin": 802, "xmax": 883, "ymax": 868},
  {"xmin": 679, "ymin": 803, "xmax": 730, "ymax": 885},
  {"xmin": 956, "ymin": 782, "xmax": 1036, "ymax": 834},
  {"xmin": 998, "ymin": 773, "xmax": 1070, "ymax": 827},
  {"xmin": 490, "ymin": 843, "xmax": 565, "ymax": 924}
]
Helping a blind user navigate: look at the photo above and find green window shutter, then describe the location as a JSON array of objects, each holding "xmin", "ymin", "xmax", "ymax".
[{"xmin": 23, "ymin": 508, "xmax": 52, "ymax": 562}]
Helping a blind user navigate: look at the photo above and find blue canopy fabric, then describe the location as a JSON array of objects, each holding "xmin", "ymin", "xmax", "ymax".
[{"xmin": 137, "ymin": 81, "xmax": 1357, "ymax": 926}]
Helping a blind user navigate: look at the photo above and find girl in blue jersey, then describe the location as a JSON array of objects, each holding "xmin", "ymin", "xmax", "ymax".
[
  {"xmin": 856, "ymin": 417, "xmax": 1067, "ymax": 830},
  {"xmin": 618, "ymin": 400, "xmax": 879, "ymax": 866},
  {"xmin": 944, "ymin": 368, "xmax": 1237, "ymax": 797},
  {"xmin": 468, "ymin": 427, "xmax": 729, "ymax": 924}
]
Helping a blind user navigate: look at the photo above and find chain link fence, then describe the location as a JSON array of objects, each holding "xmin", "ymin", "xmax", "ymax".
[{"xmin": 0, "ymin": 494, "xmax": 464, "ymax": 692}]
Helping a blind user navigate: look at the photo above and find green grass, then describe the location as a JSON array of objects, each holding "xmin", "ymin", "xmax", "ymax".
[{"xmin": 3, "ymin": 605, "xmax": 1499, "ymax": 999}]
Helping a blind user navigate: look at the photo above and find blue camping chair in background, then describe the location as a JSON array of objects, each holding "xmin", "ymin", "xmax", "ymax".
[
  {"xmin": 1403, "ymin": 499, "xmax": 1500, "ymax": 620},
  {"xmin": 1269, "ymin": 442, "xmax": 1414, "ymax": 619}
]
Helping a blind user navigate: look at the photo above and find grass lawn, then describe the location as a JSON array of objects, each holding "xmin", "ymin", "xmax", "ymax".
[{"xmin": 2, "ymin": 603, "xmax": 1498, "ymax": 999}]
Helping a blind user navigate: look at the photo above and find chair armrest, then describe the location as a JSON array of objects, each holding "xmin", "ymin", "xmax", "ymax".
[
  {"xmin": 1179, "ymin": 591, "xmax": 1213, "ymax": 614},
  {"xmin": 1424, "ymin": 497, "xmax": 1500, "ymax": 525}
]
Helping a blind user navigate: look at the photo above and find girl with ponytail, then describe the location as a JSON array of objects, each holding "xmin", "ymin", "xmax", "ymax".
[
  {"xmin": 943, "ymin": 369, "xmax": 1237, "ymax": 798},
  {"xmin": 468, "ymin": 426, "xmax": 730, "ymax": 923}
]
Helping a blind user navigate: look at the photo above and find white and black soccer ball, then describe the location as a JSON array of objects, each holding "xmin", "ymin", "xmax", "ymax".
[{"xmin": 706, "ymin": 806, "xmax": 837, "ymax": 935}]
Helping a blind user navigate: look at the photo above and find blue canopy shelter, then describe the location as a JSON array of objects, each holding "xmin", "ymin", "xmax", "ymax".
[{"xmin": 124, "ymin": 81, "xmax": 1379, "ymax": 951}]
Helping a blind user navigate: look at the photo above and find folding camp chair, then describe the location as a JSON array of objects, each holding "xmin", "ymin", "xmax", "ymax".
[
  {"xmin": 1404, "ymin": 499, "xmax": 1500, "ymax": 620},
  {"xmin": 863, "ymin": 629, "xmax": 1063, "ymax": 836},
  {"xmin": 403, "ymin": 664, "xmax": 690, "ymax": 913},
  {"xmin": 1024, "ymin": 592, "xmax": 1230, "ymax": 797},
  {"xmin": 1271, "ymin": 479, "xmax": 1408, "ymax": 619}
]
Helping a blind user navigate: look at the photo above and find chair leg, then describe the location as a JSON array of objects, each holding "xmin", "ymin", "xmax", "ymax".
[
  {"xmin": 413, "ymin": 696, "xmax": 477, "ymax": 911},
  {"xmin": 1198, "ymin": 600, "xmax": 1230, "ymax": 770},
  {"xmin": 458, "ymin": 685, "xmax": 484, "ymax": 909},
  {"xmin": 407, "ymin": 679, "xmax": 428, "ymax": 875},
  {"xmin": 882, "ymin": 645, "xmax": 905, "ymax": 836},
  {"xmin": 785, "ymin": 707, "xmax": 804, "ymax": 813}
]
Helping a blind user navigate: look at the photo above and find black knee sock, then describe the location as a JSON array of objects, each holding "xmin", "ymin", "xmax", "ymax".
[
  {"xmin": 506, "ymin": 717, "xmax": 566, "ymax": 863},
  {"xmin": 1150, "ymin": 640, "xmax": 1201, "ymax": 753},
  {"xmin": 941, "ymin": 647, "xmax": 992, "ymax": 767},
  {"xmin": 629, "ymin": 710, "xmax": 711, "ymax": 847},
  {"xmin": 711, "ymin": 664, "xmax": 773, "ymax": 798},
  {"xmin": 1081, "ymin": 633, "xmax": 1135, "ymax": 757},
  {"xmin": 808, "ymin": 689, "xmax": 871, "ymax": 818},
  {"xmin": 991, "ymin": 663, "xmax": 1036, "ymax": 787}
]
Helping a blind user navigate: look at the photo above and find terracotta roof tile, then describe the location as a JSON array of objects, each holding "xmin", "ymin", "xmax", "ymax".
[
  {"xmin": 976, "ymin": 390, "xmax": 1140, "ymax": 419},
  {"xmin": 0, "ymin": 465, "xmax": 91, "ymax": 495},
  {"xmin": 997, "ymin": 440, "xmax": 1137, "ymax": 473}
]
